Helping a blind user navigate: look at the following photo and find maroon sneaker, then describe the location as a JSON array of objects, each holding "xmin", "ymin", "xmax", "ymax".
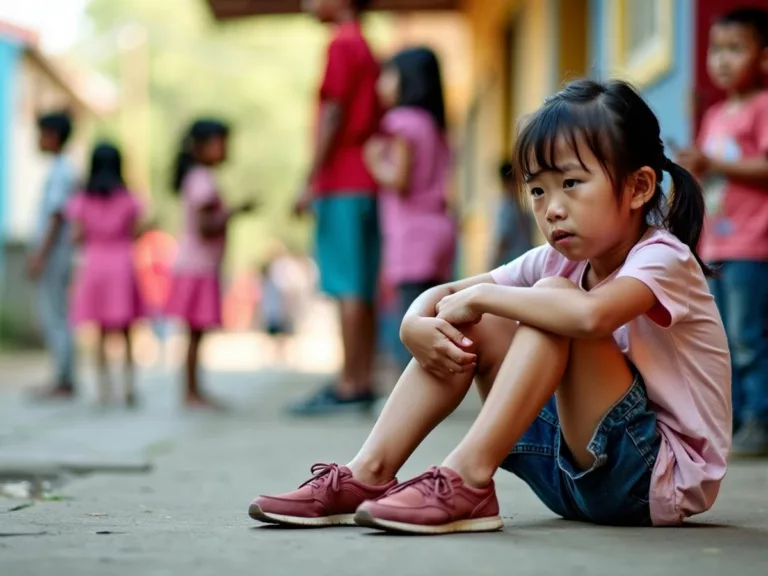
[
  {"xmin": 354, "ymin": 466, "xmax": 503, "ymax": 534},
  {"xmin": 249, "ymin": 463, "xmax": 397, "ymax": 527}
]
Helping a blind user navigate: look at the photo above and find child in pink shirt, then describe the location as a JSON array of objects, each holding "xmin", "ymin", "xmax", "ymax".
[
  {"xmin": 678, "ymin": 8, "xmax": 768, "ymax": 456},
  {"xmin": 364, "ymin": 46, "xmax": 456, "ymax": 371},
  {"xmin": 165, "ymin": 119, "xmax": 253, "ymax": 409},
  {"xmin": 249, "ymin": 79, "xmax": 731, "ymax": 534},
  {"xmin": 68, "ymin": 142, "xmax": 146, "ymax": 406}
]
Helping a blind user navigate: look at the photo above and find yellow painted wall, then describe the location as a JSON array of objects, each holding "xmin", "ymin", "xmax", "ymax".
[{"xmin": 458, "ymin": 0, "xmax": 561, "ymax": 275}]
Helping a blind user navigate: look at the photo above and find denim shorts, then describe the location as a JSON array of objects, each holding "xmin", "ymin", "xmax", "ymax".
[{"xmin": 500, "ymin": 371, "xmax": 661, "ymax": 526}]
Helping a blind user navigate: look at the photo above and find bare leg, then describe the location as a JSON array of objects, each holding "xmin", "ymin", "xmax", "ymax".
[
  {"xmin": 346, "ymin": 314, "xmax": 516, "ymax": 486},
  {"xmin": 123, "ymin": 327, "xmax": 136, "ymax": 407},
  {"xmin": 358, "ymin": 302, "xmax": 377, "ymax": 394},
  {"xmin": 442, "ymin": 278, "xmax": 634, "ymax": 486},
  {"xmin": 185, "ymin": 328, "xmax": 204, "ymax": 404},
  {"xmin": 97, "ymin": 328, "xmax": 110, "ymax": 405},
  {"xmin": 347, "ymin": 277, "xmax": 634, "ymax": 488},
  {"xmin": 338, "ymin": 299, "xmax": 376, "ymax": 396}
]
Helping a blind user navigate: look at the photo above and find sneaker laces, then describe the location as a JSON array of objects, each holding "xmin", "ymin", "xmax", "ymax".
[
  {"xmin": 299, "ymin": 463, "xmax": 344, "ymax": 491},
  {"xmin": 387, "ymin": 466, "xmax": 454, "ymax": 501}
]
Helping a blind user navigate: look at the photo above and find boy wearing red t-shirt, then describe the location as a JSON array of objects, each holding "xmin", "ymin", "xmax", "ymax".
[
  {"xmin": 678, "ymin": 8, "xmax": 768, "ymax": 456},
  {"xmin": 290, "ymin": 0, "xmax": 381, "ymax": 415}
]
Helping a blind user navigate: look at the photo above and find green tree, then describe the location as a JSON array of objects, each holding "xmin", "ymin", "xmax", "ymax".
[{"xmin": 74, "ymin": 0, "xmax": 393, "ymax": 274}]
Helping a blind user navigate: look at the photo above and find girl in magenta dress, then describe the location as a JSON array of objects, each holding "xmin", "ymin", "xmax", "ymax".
[
  {"xmin": 67, "ymin": 142, "xmax": 145, "ymax": 406},
  {"xmin": 165, "ymin": 119, "xmax": 253, "ymax": 408},
  {"xmin": 363, "ymin": 47, "xmax": 457, "ymax": 372}
]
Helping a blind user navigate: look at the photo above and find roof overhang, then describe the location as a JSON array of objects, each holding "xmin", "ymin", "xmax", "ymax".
[{"xmin": 206, "ymin": 0, "xmax": 459, "ymax": 20}]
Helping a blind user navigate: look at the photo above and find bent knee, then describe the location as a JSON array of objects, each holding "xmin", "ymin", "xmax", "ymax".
[{"xmin": 534, "ymin": 276, "xmax": 578, "ymax": 290}]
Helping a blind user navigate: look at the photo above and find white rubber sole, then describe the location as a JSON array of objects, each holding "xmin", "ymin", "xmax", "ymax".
[
  {"xmin": 248, "ymin": 504, "xmax": 356, "ymax": 527},
  {"xmin": 354, "ymin": 509, "xmax": 504, "ymax": 535}
]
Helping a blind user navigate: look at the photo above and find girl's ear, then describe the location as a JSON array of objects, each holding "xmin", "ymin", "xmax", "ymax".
[{"xmin": 627, "ymin": 166, "xmax": 657, "ymax": 210}]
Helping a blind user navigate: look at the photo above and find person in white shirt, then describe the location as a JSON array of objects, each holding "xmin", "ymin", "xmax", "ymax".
[{"xmin": 28, "ymin": 111, "xmax": 78, "ymax": 399}]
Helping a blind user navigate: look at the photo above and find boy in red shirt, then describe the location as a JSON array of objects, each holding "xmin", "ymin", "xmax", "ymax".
[
  {"xmin": 290, "ymin": 0, "xmax": 381, "ymax": 415},
  {"xmin": 678, "ymin": 8, "xmax": 768, "ymax": 456}
]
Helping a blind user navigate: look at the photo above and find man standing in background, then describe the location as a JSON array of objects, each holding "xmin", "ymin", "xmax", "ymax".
[{"xmin": 289, "ymin": 0, "xmax": 381, "ymax": 415}]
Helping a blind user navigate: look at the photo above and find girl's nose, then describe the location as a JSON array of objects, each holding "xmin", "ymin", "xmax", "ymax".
[{"xmin": 545, "ymin": 201, "xmax": 567, "ymax": 222}]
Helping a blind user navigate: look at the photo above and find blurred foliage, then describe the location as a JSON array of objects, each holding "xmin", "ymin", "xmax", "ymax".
[{"xmin": 73, "ymin": 0, "xmax": 394, "ymax": 274}]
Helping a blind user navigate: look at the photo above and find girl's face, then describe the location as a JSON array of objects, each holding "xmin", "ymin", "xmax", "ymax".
[
  {"xmin": 524, "ymin": 137, "xmax": 654, "ymax": 262},
  {"xmin": 377, "ymin": 66, "xmax": 400, "ymax": 110},
  {"xmin": 198, "ymin": 134, "xmax": 228, "ymax": 166}
]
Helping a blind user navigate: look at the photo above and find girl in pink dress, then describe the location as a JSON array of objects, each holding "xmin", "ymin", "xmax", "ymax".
[
  {"xmin": 165, "ymin": 119, "xmax": 253, "ymax": 408},
  {"xmin": 364, "ymin": 47, "xmax": 457, "ymax": 372},
  {"xmin": 67, "ymin": 142, "xmax": 145, "ymax": 406}
]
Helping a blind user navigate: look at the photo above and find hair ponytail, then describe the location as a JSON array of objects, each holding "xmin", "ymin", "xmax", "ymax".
[
  {"xmin": 171, "ymin": 118, "xmax": 230, "ymax": 194},
  {"xmin": 662, "ymin": 158, "xmax": 714, "ymax": 276},
  {"xmin": 172, "ymin": 136, "xmax": 195, "ymax": 194}
]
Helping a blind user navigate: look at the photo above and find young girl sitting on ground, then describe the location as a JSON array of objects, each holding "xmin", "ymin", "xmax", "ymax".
[{"xmin": 249, "ymin": 79, "xmax": 731, "ymax": 533}]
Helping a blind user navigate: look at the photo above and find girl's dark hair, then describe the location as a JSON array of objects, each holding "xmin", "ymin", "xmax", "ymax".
[
  {"xmin": 387, "ymin": 47, "xmax": 447, "ymax": 131},
  {"xmin": 513, "ymin": 78, "xmax": 712, "ymax": 276},
  {"xmin": 172, "ymin": 118, "xmax": 229, "ymax": 193},
  {"xmin": 85, "ymin": 141, "xmax": 125, "ymax": 197}
]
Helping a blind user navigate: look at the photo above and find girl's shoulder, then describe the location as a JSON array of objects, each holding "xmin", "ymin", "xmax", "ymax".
[
  {"xmin": 627, "ymin": 228, "xmax": 689, "ymax": 258},
  {"xmin": 182, "ymin": 166, "xmax": 216, "ymax": 191},
  {"xmin": 621, "ymin": 228, "xmax": 700, "ymax": 280},
  {"xmin": 383, "ymin": 107, "xmax": 437, "ymax": 132}
]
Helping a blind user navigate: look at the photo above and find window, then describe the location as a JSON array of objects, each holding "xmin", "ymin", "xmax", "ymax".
[{"xmin": 610, "ymin": 0, "xmax": 673, "ymax": 86}]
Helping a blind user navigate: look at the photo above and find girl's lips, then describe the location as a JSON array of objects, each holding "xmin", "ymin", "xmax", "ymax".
[{"xmin": 552, "ymin": 230, "xmax": 575, "ymax": 244}]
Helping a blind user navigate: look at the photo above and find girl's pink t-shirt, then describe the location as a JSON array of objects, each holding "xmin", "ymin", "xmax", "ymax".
[
  {"xmin": 378, "ymin": 107, "xmax": 456, "ymax": 285},
  {"xmin": 174, "ymin": 167, "xmax": 226, "ymax": 275},
  {"xmin": 491, "ymin": 228, "xmax": 731, "ymax": 525}
]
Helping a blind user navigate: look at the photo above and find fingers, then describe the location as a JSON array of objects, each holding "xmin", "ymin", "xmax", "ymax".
[
  {"xmin": 439, "ymin": 339, "xmax": 476, "ymax": 366},
  {"xmin": 435, "ymin": 320, "xmax": 474, "ymax": 350}
]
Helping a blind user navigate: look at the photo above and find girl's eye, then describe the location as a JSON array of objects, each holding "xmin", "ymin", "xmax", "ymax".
[
  {"xmin": 563, "ymin": 179, "xmax": 579, "ymax": 189},
  {"xmin": 530, "ymin": 187, "xmax": 544, "ymax": 198}
]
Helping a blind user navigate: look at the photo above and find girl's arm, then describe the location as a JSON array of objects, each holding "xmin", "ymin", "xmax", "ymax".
[
  {"xmin": 708, "ymin": 156, "xmax": 768, "ymax": 188},
  {"xmin": 197, "ymin": 203, "xmax": 227, "ymax": 239},
  {"xmin": 71, "ymin": 220, "xmax": 85, "ymax": 244},
  {"xmin": 363, "ymin": 135, "xmax": 412, "ymax": 195},
  {"xmin": 404, "ymin": 273, "xmax": 496, "ymax": 322},
  {"xmin": 452, "ymin": 277, "xmax": 657, "ymax": 339}
]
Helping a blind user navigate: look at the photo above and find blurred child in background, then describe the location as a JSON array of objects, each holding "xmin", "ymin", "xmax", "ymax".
[
  {"xmin": 166, "ymin": 119, "xmax": 254, "ymax": 409},
  {"xmin": 29, "ymin": 111, "xmax": 78, "ymax": 399},
  {"xmin": 492, "ymin": 160, "xmax": 533, "ymax": 269},
  {"xmin": 364, "ymin": 46, "xmax": 456, "ymax": 372},
  {"xmin": 259, "ymin": 256, "xmax": 294, "ymax": 364},
  {"xmin": 677, "ymin": 8, "xmax": 768, "ymax": 455},
  {"xmin": 67, "ymin": 142, "xmax": 146, "ymax": 406}
]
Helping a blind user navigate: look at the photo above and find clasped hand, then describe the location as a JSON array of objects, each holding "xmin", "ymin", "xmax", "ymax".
[{"xmin": 401, "ymin": 286, "xmax": 485, "ymax": 379}]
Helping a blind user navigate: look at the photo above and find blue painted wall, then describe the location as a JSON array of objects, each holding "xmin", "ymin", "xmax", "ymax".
[
  {"xmin": 589, "ymin": 0, "xmax": 694, "ymax": 149},
  {"xmin": 0, "ymin": 36, "xmax": 22, "ymax": 272}
]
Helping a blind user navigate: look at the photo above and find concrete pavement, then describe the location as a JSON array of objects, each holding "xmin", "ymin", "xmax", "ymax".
[{"xmin": 1, "ymin": 363, "xmax": 767, "ymax": 575}]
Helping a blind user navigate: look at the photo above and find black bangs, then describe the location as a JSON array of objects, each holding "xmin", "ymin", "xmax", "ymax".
[{"xmin": 513, "ymin": 98, "xmax": 621, "ymax": 189}]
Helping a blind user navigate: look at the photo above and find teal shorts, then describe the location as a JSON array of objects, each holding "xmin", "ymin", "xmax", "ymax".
[{"xmin": 314, "ymin": 194, "xmax": 380, "ymax": 303}]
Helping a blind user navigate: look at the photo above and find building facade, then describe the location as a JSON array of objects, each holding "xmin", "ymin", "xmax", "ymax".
[{"xmin": 203, "ymin": 0, "xmax": 768, "ymax": 275}]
